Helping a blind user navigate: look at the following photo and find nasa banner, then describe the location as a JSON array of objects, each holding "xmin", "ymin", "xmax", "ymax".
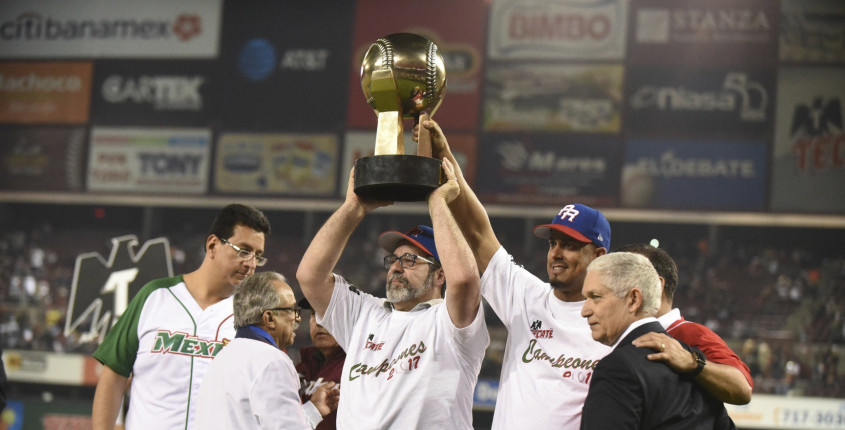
[
  {"xmin": 216, "ymin": 0, "xmax": 355, "ymax": 131},
  {"xmin": 624, "ymin": 65, "xmax": 775, "ymax": 137},
  {"xmin": 476, "ymin": 133, "xmax": 620, "ymax": 206},
  {"xmin": 621, "ymin": 138, "xmax": 767, "ymax": 210},
  {"xmin": 771, "ymin": 67, "xmax": 845, "ymax": 213},
  {"xmin": 65, "ymin": 235, "xmax": 173, "ymax": 343},
  {"xmin": 86, "ymin": 127, "xmax": 211, "ymax": 194},
  {"xmin": 345, "ymin": 0, "xmax": 489, "ymax": 132},
  {"xmin": 628, "ymin": 0, "xmax": 778, "ymax": 66},
  {"xmin": 90, "ymin": 60, "xmax": 214, "ymax": 127},
  {"xmin": 0, "ymin": 127, "xmax": 87, "ymax": 191}
]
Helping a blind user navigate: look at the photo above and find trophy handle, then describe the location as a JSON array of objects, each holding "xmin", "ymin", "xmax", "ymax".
[{"xmin": 416, "ymin": 112, "xmax": 431, "ymax": 157}]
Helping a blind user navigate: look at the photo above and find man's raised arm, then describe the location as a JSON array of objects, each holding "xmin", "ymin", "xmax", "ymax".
[{"xmin": 296, "ymin": 168, "xmax": 391, "ymax": 318}]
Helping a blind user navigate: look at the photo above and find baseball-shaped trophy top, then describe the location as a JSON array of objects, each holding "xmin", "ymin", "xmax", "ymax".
[{"xmin": 360, "ymin": 33, "xmax": 447, "ymax": 119}]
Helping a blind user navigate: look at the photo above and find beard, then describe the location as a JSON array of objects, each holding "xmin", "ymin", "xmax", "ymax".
[{"xmin": 386, "ymin": 271, "xmax": 435, "ymax": 304}]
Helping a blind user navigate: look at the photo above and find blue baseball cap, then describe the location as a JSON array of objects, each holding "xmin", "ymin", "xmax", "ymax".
[
  {"xmin": 532, "ymin": 203, "xmax": 611, "ymax": 250},
  {"xmin": 378, "ymin": 225, "xmax": 440, "ymax": 263}
]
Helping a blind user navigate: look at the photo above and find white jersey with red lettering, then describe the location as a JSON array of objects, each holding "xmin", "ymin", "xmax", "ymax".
[
  {"xmin": 482, "ymin": 247, "xmax": 611, "ymax": 430},
  {"xmin": 319, "ymin": 274, "xmax": 489, "ymax": 430},
  {"xmin": 93, "ymin": 275, "xmax": 235, "ymax": 430}
]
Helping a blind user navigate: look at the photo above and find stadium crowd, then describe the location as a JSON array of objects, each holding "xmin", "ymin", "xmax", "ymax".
[{"xmin": 1, "ymin": 211, "xmax": 844, "ymax": 399}]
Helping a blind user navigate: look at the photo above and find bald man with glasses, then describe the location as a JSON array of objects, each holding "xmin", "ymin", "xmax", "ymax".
[
  {"xmin": 93, "ymin": 203, "xmax": 271, "ymax": 430},
  {"xmin": 297, "ymin": 160, "xmax": 489, "ymax": 429}
]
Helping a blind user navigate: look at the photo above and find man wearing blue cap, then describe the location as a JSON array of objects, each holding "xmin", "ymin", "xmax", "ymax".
[
  {"xmin": 296, "ymin": 158, "xmax": 489, "ymax": 429},
  {"xmin": 415, "ymin": 119, "xmax": 611, "ymax": 430}
]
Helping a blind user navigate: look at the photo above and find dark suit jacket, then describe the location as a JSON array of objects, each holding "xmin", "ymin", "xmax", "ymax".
[{"xmin": 581, "ymin": 321, "xmax": 736, "ymax": 430}]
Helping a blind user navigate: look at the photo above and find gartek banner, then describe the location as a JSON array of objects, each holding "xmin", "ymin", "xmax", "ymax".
[
  {"xmin": 0, "ymin": 0, "xmax": 221, "ymax": 58},
  {"xmin": 87, "ymin": 127, "xmax": 211, "ymax": 193},
  {"xmin": 91, "ymin": 60, "xmax": 213, "ymax": 127}
]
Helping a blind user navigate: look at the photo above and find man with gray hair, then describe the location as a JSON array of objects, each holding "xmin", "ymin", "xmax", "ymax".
[
  {"xmin": 195, "ymin": 272, "xmax": 338, "ymax": 429},
  {"xmin": 580, "ymin": 252, "xmax": 735, "ymax": 429}
]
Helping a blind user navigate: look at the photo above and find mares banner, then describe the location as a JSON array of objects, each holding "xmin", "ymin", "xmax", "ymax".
[
  {"xmin": 65, "ymin": 235, "xmax": 172, "ymax": 344},
  {"xmin": 771, "ymin": 67, "xmax": 845, "ymax": 213},
  {"xmin": 216, "ymin": 0, "xmax": 355, "ymax": 131},
  {"xmin": 90, "ymin": 60, "xmax": 214, "ymax": 127},
  {"xmin": 345, "ymin": 0, "xmax": 489, "ymax": 132},
  {"xmin": 622, "ymin": 137, "xmax": 767, "ymax": 210},
  {"xmin": 0, "ymin": 127, "xmax": 87, "ymax": 192},
  {"xmin": 476, "ymin": 133, "xmax": 620, "ymax": 206}
]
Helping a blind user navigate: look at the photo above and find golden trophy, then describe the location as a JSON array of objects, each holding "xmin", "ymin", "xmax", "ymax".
[{"xmin": 354, "ymin": 33, "xmax": 447, "ymax": 201}]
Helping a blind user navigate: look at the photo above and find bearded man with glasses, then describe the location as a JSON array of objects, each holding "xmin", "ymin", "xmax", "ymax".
[
  {"xmin": 93, "ymin": 203, "xmax": 270, "ymax": 430},
  {"xmin": 297, "ymin": 159, "xmax": 489, "ymax": 429}
]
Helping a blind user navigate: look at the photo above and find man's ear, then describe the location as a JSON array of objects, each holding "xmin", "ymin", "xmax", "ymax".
[
  {"xmin": 628, "ymin": 288, "xmax": 644, "ymax": 314},
  {"xmin": 205, "ymin": 235, "xmax": 217, "ymax": 254},
  {"xmin": 594, "ymin": 246, "xmax": 607, "ymax": 257},
  {"xmin": 262, "ymin": 310, "xmax": 275, "ymax": 328},
  {"xmin": 435, "ymin": 267, "xmax": 446, "ymax": 287}
]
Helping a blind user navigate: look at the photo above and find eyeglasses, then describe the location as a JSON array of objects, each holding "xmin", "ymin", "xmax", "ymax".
[
  {"xmin": 383, "ymin": 253, "xmax": 436, "ymax": 270},
  {"xmin": 217, "ymin": 236, "xmax": 267, "ymax": 266},
  {"xmin": 268, "ymin": 306, "xmax": 301, "ymax": 319}
]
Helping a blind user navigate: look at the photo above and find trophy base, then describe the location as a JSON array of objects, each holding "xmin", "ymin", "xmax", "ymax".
[{"xmin": 354, "ymin": 155, "xmax": 442, "ymax": 202}]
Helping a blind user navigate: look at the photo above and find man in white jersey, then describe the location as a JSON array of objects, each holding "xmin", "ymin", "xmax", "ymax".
[
  {"xmin": 296, "ymin": 159, "xmax": 489, "ymax": 429},
  {"xmin": 415, "ymin": 119, "xmax": 611, "ymax": 429},
  {"xmin": 92, "ymin": 204, "xmax": 271, "ymax": 430}
]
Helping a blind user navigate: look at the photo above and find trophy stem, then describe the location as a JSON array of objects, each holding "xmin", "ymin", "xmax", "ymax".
[
  {"xmin": 375, "ymin": 111, "xmax": 403, "ymax": 156},
  {"xmin": 415, "ymin": 112, "xmax": 432, "ymax": 157}
]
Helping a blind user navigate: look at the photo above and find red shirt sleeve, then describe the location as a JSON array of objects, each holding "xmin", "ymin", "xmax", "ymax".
[{"xmin": 667, "ymin": 320, "xmax": 754, "ymax": 388}]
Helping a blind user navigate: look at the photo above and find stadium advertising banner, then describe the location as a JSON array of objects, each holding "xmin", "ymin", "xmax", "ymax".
[
  {"xmin": 622, "ymin": 138, "xmax": 767, "ymax": 210},
  {"xmin": 771, "ymin": 67, "xmax": 845, "ymax": 213},
  {"xmin": 780, "ymin": 0, "xmax": 845, "ymax": 64},
  {"xmin": 65, "ymin": 235, "xmax": 172, "ymax": 344},
  {"xmin": 91, "ymin": 60, "xmax": 214, "ymax": 127},
  {"xmin": 625, "ymin": 65, "xmax": 775, "ymax": 137},
  {"xmin": 0, "ymin": 127, "xmax": 86, "ymax": 191},
  {"xmin": 476, "ymin": 133, "xmax": 620, "ymax": 206},
  {"xmin": 487, "ymin": 0, "xmax": 628, "ymax": 61},
  {"xmin": 216, "ymin": 0, "xmax": 355, "ymax": 131},
  {"xmin": 725, "ymin": 393, "xmax": 845, "ymax": 429},
  {"xmin": 628, "ymin": 0, "xmax": 778, "ymax": 66},
  {"xmin": 345, "ymin": 0, "xmax": 489, "ymax": 132},
  {"xmin": 482, "ymin": 63, "xmax": 623, "ymax": 133},
  {"xmin": 86, "ymin": 127, "xmax": 211, "ymax": 194},
  {"xmin": 340, "ymin": 131, "xmax": 478, "ymax": 198},
  {"xmin": 0, "ymin": 0, "xmax": 221, "ymax": 59},
  {"xmin": 0, "ymin": 62, "xmax": 92, "ymax": 124},
  {"xmin": 214, "ymin": 133, "xmax": 339, "ymax": 196}
]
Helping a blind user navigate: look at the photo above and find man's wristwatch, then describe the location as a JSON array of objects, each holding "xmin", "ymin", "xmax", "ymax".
[{"xmin": 689, "ymin": 348, "xmax": 707, "ymax": 376}]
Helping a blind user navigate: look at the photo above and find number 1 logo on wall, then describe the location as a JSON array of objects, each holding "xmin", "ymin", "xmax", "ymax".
[{"xmin": 64, "ymin": 235, "xmax": 173, "ymax": 344}]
